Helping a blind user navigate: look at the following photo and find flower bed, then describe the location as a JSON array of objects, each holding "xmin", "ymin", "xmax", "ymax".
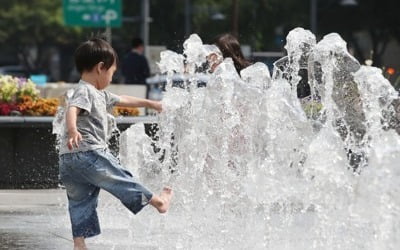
[
  {"xmin": 0, "ymin": 75, "xmax": 139, "ymax": 116},
  {"xmin": 113, "ymin": 106, "xmax": 140, "ymax": 116}
]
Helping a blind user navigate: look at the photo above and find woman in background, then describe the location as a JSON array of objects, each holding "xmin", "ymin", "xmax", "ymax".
[{"xmin": 211, "ymin": 33, "xmax": 251, "ymax": 74}]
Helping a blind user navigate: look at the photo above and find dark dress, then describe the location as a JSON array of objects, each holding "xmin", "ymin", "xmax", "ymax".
[{"xmin": 121, "ymin": 51, "xmax": 150, "ymax": 84}]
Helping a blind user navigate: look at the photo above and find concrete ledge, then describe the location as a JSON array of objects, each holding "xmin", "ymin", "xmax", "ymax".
[{"xmin": 0, "ymin": 116, "xmax": 157, "ymax": 126}]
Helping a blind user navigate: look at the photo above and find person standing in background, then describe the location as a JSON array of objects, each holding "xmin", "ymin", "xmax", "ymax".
[
  {"xmin": 122, "ymin": 37, "xmax": 150, "ymax": 84},
  {"xmin": 213, "ymin": 33, "xmax": 251, "ymax": 75}
]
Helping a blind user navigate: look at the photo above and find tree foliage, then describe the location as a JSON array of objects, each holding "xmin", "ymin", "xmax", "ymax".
[
  {"xmin": 319, "ymin": 0, "xmax": 400, "ymax": 66},
  {"xmin": 0, "ymin": 0, "xmax": 398, "ymax": 79},
  {"xmin": 0, "ymin": 0, "xmax": 84, "ymax": 72}
]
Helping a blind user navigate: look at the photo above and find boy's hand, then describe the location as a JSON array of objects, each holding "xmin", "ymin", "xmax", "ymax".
[
  {"xmin": 152, "ymin": 101, "xmax": 163, "ymax": 113},
  {"xmin": 67, "ymin": 129, "xmax": 82, "ymax": 150}
]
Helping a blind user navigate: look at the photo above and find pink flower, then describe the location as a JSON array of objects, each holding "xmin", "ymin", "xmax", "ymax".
[
  {"xmin": 17, "ymin": 78, "xmax": 28, "ymax": 95},
  {"xmin": 0, "ymin": 103, "xmax": 11, "ymax": 115},
  {"xmin": 0, "ymin": 103, "xmax": 19, "ymax": 116}
]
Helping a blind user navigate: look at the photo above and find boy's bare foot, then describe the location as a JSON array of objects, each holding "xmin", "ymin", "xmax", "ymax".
[{"xmin": 150, "ymin": 187, "xmax": 173, "ymax": 213}]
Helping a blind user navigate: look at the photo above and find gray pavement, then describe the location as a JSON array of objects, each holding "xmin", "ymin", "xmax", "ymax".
[
  {"xmin": 0, "ymin": 189, "xmax": 72, "ymax": 250},
  {"xmin": 0, "ymin": 190, "xmax": 157, "ymax": 250},
  {"xmin": 0, "ymin": 189, "xmax": 327, "ymax": 250}
]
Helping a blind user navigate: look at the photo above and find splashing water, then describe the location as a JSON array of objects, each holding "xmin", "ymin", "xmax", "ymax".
[
  {"xmin": 50, "ymin": 28, "xmax": 399, "ymax": 249},
  {"xmin": 118, "ymin": 28, "xmax": 400, "ymax": 249}
]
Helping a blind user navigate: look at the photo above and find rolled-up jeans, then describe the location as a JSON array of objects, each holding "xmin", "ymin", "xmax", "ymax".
[{"xmin": 59, "ymin": 148, "xmax": 153, "ymax": 238}]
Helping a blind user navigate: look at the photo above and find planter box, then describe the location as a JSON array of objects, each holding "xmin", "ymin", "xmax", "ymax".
[{"xmin": 0, "ymin": 116, "xmax": 157, "ymax": 189}]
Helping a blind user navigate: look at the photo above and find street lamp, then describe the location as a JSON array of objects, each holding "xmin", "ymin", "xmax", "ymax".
[
  {"xmin": 185, "ymin": 0, "xmax": 192, "ymax": 38},
  {"xmin": 310, "ymin": 0, "xmax": 317, "ymax": 34},
  {"xmin": 141, "ymin": 0, "xmax": 150, "ymax": 57}
]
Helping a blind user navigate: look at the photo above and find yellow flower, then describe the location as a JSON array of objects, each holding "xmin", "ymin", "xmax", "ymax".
[
  {"xmin": 113, "ymin": 106, "xmax": 140, "ymax": 116},
  {"xmin": 0, "ymin": 75, "xmax": 40, "ymax": 103},
  {"xmin": 0, "ymin": 81, "xmax": 18, "ymax": 102}
]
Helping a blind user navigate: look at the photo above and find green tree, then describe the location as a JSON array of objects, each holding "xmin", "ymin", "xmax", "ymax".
[
  {"xmin": 1, "ymin": 0, "xmax": 396, "ymax": 80},
  {"xmin": 189, "ymin": 0, "xmax": 309, "ymax": 50},
  {"xmin": 0, "ymin": 0, "xmax": 84, "ymax": 73},
  {"xmin": 319, "ymin": 0, "xmax": 400, "ymax": 67}
]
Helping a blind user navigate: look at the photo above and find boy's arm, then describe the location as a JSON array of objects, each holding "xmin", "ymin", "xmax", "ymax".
[
  {"xmin": 66, "ymin": 106, "xmax": 82, "ymax": 150},
  {"xmin": 116, "ymin": 95, "xmax": 162, "ymax": 113}
]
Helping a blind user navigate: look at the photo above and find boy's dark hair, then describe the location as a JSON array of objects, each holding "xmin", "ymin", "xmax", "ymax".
[
  {"xmin": 74, "ymin": 38, "xmax": 118, "ymax": 74},
  {"xmin": 131, "ymin": 37, "xmax": 144, "ymax": 49}
]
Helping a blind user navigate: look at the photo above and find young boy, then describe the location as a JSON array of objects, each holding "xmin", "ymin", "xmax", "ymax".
[{"xmin": 58, "ymin": 38, "xmax": 172, "ymax": 250}]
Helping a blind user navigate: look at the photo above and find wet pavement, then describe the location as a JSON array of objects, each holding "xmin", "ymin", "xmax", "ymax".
[
  {"xmin": 0, "ymin": 190, "xmax": 158, "ymax": 250},
  {"xmin": 0, "ymin": 190, "xmax": 71, "ymax": 250},
  {"xmin": 0, "ymin": 189, "xmax": 324, "ymax": 250}
]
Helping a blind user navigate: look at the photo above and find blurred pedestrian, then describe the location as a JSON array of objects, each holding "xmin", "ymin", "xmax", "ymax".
[{"xmin": 121, "ymin": 37, "xmax": 150, "ymax": 84}]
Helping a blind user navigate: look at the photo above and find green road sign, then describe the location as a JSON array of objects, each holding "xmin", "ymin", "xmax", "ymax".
[{"xmin": 63, "ymin": 0, "xmax": 122, "ymax": 27}]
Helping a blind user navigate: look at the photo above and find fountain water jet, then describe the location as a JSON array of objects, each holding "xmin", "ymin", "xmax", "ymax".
[
  {"xmin": 117, "ymin": 28, "xmax": 400, "ymax": 249},
  {"xmin": 49, "ymin": 28, "xmax": 399, "ymax": 249}
]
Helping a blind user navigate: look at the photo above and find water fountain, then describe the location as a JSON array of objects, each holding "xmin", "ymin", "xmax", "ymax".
[{"xmin": 55, "ymin": 28, "xmax": 400, "ymax": 249}]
